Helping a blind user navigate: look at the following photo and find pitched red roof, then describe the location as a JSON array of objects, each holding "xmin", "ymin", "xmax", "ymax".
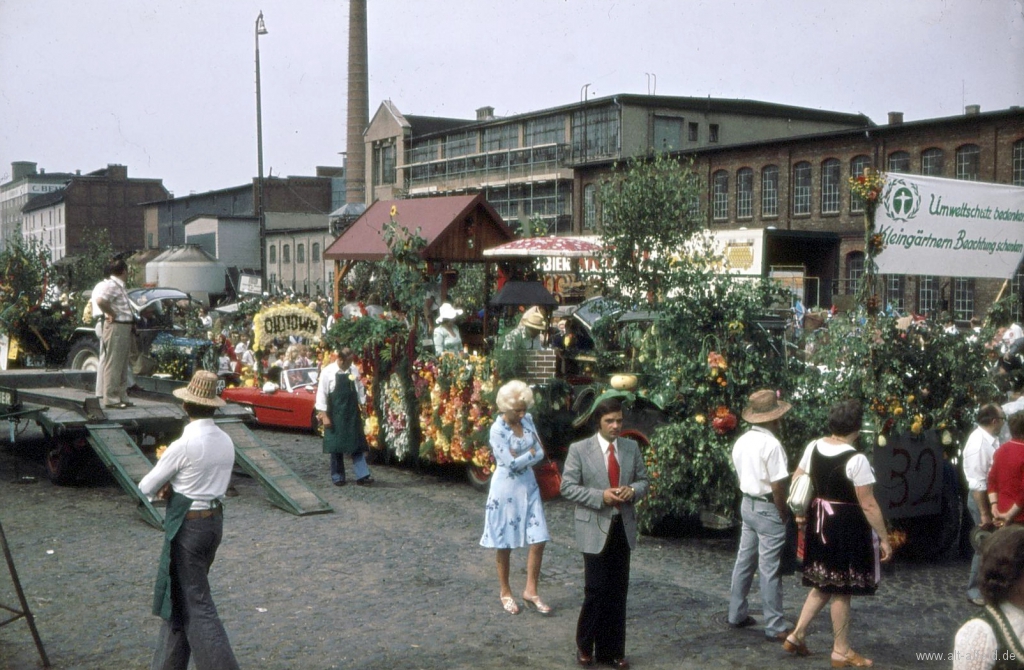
[{"xmin": 323, "ymin": 193, "xmax": 513, "ymax": 262}]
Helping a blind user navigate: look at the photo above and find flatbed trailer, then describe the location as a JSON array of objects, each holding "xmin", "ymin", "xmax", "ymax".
[{"xmin": 0, "ymin": 370, "xmax": 332, "ymax": 529}]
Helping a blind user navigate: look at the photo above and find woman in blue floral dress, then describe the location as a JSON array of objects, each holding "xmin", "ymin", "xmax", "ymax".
[{"xmin": 480, "ymin": 380, "xmax": 552, "ymax": 615}]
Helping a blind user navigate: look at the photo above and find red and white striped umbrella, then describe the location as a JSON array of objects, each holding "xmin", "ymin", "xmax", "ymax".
[{"xmin": 482, "ymin": 236, "xmax": 602, "ymax": 258}]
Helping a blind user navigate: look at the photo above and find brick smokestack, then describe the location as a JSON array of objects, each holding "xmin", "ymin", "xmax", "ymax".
[{"xmin": 345, "ymin": 0, "xmax": 368, "ymax": 205}]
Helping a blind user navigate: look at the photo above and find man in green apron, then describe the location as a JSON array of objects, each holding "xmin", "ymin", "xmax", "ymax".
[
  {"xmin": 139, "ymin": 370, "xmax": 240, "ymax": 670},
  {"xmin": 315, "ymin": 346, "xmax": 374, "ymax": 486}
]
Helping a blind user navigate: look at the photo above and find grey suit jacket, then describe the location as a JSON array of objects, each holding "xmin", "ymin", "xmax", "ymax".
[{"xmin": 560, "ymin": 434, "xmax": 649, "ymax": 554}]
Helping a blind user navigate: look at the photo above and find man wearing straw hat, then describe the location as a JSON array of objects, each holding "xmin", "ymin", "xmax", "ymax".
[
  {"xmin": 139, "ymin": 370, "xmax": 240, "ymax": 670},
  {"xmin": 727, "ymin": 389, "xmax": 794, "ymax": 641}
]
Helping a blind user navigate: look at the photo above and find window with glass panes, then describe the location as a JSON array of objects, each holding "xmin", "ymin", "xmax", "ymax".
[
  {"xmin": 444, "ymin": 132, "xmax": 476, "ymax": 158},
  {"xmin": 761, "ymin": 165, "xmax": 779, "ymax": 217},
  {"xmin": 821, "ymin": 159, "xmax": 841, "ymax": 214},
  {"xmin": 888, "ymin": 151, "xmax": 910, "ymax": 173},
  {"xmin": 482, "ymin": 125, "xmax": 519, "ymax": 152},
  {"xmin": 282, "ymin": 244, "xmax": 291, "ymax": 264},
  {"xmin": 408, "ymin": 139, "xmax": 439, "ymax": 164},
  {"xmin": 918, "ymin": 276, "xmax": 938, "ymax": 316},
  {"xmin": 885, "ymin": 275, "xmax": 905, "ymax": 312},
  {"xmin": 312, "ymin": 243, "xmax": 320, "ymax": 262},
  {"xmin": 269, "ymin": 245, "xmax": 276, "ymax": 264},
  {"xmin": 921, "ymin": 148, "xmax": 944, "ymax": 176},
  {"xmin": 956, "ymin": 144, "xmax": 980, "ymax": 181},
  {"xmin": 850, "ymin": 155, "xmax": 873, "ymax": 213},
  {"xmin": 846, "ymin": 252, "xmax": 864, "ymax": 295},
  {"xmin": 525, "ymin": 115, "xmax": 566, "ymax": 146},
  {"xmin": 953, "ymin": 277, "xmax": 975, "ymax": 321},
  {"xmin": 373, "ymin": 143, "xmax": 396, "ymax": 185},
  {"xmin": 687, "ymin": 173, "xmax": 701, "ymax": 217},
  {"xmin": 572, "ymin": 107, "xmax": 619, "ymax": 159},
  {"xmin": 736, "ymin": 168, "xmax": 753, "ymax": 219},
  {"xmin": 652, "ymin": 116, "xmax": 684, "ymax": 152},
  {"xmin": 793, "ymin": 162, "xmax": 811, "ymax": 215},
  {"xmin": 1014, "ymin": 140, "xmax": 1024, "ymax": 187},
  {"xmin": 583, "ymin": 184, "xmax": 597, "ymax": 230},
  {"xmin": 712, "ymin": 171, "xmax": 729, "ymax": 220}
]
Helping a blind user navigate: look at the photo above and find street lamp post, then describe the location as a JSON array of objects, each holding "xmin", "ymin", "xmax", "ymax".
[{"xmin": 255, "ymin": 11, "xmax": 268, "ymax": 292}]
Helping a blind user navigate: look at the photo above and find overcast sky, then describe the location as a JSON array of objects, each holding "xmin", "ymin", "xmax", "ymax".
[{"xmin": 1, "ymin": 0, "xmax": 1022, "ymax": 197}]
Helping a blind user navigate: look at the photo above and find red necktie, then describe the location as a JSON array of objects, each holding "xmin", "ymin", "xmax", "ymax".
[{"xmin": 607, "ymin": 442, "xmax": 620, "ymax": 488}]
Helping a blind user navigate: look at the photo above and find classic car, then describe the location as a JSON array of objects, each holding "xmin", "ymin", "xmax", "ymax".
[{"xmin": 221, "ymin": 367, "xmax": 321, "ymax": 432}]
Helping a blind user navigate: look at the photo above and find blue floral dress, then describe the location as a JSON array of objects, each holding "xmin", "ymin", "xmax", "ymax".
[{"xmin": 479, "ymin": 414, "xmax": 551, "ymax": 549}]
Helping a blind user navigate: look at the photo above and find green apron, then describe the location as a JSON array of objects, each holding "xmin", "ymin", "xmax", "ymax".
[
  {"xmin": 152, "ymin": 492, "xmax": 195, "ymax": 620},
  {"xmin": 322, "ymin": 370, "xmax": 368, "ymax": 455}
]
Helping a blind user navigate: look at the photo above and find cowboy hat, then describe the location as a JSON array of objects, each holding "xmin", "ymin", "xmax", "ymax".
[
  {"xmin": 172, "ymin": 370, "xmax": 226, "ymax": 407},
  {"xmin": 741, "ymin": 389, "xmax": 791, "ymax": 424},
  {"xmin": 436, "ymin": 302, "xmax": 464, "ymax": 324}
]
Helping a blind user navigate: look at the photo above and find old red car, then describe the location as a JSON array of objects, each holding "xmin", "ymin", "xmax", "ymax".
[{"xmin": 221, "ymin": 367, "xmax": 320, "ymax": 432}]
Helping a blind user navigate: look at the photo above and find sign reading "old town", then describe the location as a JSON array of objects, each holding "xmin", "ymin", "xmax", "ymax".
[{"xmin": 253, "ymin": 305, "xmax": 322, "ymax": 348}]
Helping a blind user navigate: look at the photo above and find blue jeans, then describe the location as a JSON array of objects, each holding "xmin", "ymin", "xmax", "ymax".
[
  {"xmin": 728, "ymin": 497, "xmax": 790, "ymax": 637},
  {"xmin": 151, "ymin": 515, "xmax": 240, "ymax": 670},
  {"xmin": 330, "ymin": 451, "xmax": 370, "ymax": 483},
  {"xmin": 967, "ymin": 494, "xmax": 983, "ymax": 600}
]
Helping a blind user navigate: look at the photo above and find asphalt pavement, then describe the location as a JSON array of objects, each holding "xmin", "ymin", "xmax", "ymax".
[{"xmin": 0, "ymin": 421, "xmax": 973, "ymax": 669}]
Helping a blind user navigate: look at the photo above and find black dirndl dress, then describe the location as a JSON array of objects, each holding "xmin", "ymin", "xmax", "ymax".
[{"xmin": 801, "ymin": 444, "xmax": 880, "ymax": 596}]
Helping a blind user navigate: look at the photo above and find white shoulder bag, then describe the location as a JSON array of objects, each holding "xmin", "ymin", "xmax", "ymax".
[{"xmin": 787, "ymin": 441, "xmax": 815, "ymax": 515}]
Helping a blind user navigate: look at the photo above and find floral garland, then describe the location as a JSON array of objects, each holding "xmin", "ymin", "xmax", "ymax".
[{"xmin": 252, "ymin": 303, "xmax": 322, "ymax": 350}]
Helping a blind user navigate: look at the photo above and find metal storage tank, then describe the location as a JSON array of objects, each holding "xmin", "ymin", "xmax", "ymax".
[
  {"xmin": 144, "ymin": 248, "xmax": 175, "ymax": 285},
  {"xmin": 153, "ymin": 245, "xmax": 226, "ymax": 293}
]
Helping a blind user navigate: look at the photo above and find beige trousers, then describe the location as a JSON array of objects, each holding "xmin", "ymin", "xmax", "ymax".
[{"xmin": 102, "ymin": 322, "xmax": 131, "ymax": 405}]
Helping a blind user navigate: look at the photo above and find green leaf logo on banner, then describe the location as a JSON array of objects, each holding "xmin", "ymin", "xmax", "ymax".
[{"xmin": 882, "ymin": 178, "xmax": 921, "ymax": 222}]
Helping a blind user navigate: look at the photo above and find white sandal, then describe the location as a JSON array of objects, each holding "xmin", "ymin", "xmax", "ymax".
[{"xmin": 500, "ymin": 595, "xmax": 520, "ymax": 615}]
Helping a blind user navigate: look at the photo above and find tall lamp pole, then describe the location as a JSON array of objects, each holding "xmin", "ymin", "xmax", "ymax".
[{"xmin": 255, "ymin": 11, "xmax": 268, "ymax": 292}]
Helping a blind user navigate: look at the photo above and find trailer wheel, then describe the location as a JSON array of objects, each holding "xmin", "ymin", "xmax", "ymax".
[
  {"xmin": 67, "ymin": 339, "xmax": 100, "ymax": 372},
  {"xmin": 467, "ymin": 463, "xmax": 492, "ymax": 491},
  {"xmin": 45, "ymin": 436, "xmax": 82, "ymax": 485}
]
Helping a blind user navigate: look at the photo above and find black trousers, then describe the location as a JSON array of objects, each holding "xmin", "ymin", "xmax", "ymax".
[{"xmin": 577, "ymin": 516, "xmax": 631, "ymax": 662}]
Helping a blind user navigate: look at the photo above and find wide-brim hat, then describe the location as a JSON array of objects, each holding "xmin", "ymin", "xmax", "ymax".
[
  {"xmin": 436, "ymin": 302, "xmax": 463, "ymax": 324},
  {"xmin": 520, "ymin": 307, "xmax": 547, "ymax": 331},
  {"xmin": 741, "ymin": 389, "xmax": 791, "ymax": 424},
  {"xmin": 172, "ymin": 370, "xmax": 226, "ymax": 407}
]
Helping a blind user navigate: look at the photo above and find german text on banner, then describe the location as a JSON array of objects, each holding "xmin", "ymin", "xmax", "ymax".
[{"xmin": 873, "ymin": 174, "xmax": 1024, "ymax": 279}]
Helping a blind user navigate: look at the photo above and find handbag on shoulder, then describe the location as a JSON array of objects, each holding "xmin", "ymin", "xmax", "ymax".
[
  {"xmin": 533, "ymin": 459, "xmax": 562, "ymax": 501},
  {"xmin": 787, "ymin": 441, "xmax": 816, "ymax": 515}
]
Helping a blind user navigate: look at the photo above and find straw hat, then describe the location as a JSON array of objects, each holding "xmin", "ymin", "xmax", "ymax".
[
  {"xmin": 436, "ymin": 302, "xmax": 463, "ymax": 324},
  {"xmin": 172, "ymin": 370, "xmax": 226, "ymax": 407},
  {"xmin": 741, "ymin": 389, "xmax": 791, "ymax": 424},
  {"xmin": 520, "ymin": 308, "xmax": 547, "ymax": 331}
]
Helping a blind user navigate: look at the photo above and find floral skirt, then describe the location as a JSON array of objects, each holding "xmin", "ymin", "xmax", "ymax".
[{"xmin": 801, "ymin": 498, "xmax": 880, "ymax": 596}]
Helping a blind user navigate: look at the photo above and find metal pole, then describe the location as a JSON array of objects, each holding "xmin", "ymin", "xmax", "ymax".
[{"xmin": 255, "ymin": 12, "xmax": 268, "ymax": 293}]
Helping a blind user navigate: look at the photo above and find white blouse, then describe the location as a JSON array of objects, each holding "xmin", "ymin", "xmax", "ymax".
[{"xmin": 953, "ymin": 602, "xmax": 1024, "ymax": 670}]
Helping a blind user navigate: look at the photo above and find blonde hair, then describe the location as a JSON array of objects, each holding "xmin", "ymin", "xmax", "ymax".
[{"xmin": 495, "ymin": 380, "xmax": 535, "ymax": 412}]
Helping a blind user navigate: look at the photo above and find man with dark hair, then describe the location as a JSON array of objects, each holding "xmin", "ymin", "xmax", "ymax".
[
  {"xmin": 561, "ymin": 395, "xmax": 649, "ymax": 669},
  {"xmin": 138, "ymin": 370, "xmax": 239, "ymax": 669},
  {"xmin": 315, "ymin": 346, "xmax": 374, "ymax": 486},
  {"xmin": 964, "ymin": 403, "xmax": 1005, "ymax": 605},
  {"xmin": 94, "ymin": 258, "xmax": 134, "ymax": 409},
  {"xmin": 727, "ymin": 389, "xmax": 793, "ymax": 639}
]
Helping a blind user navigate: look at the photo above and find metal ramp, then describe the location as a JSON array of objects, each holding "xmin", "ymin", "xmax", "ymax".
[
  {"xmin": 215, "ymin": 419, "xmax": 333, "ymax": 517},
  {"xmin": 85, "ymin": 424, "xmax": 166, "ymax": 530}
]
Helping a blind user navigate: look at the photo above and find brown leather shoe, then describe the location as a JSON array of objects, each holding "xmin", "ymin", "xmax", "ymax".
[
  {"xmin": 607, "ymin": 659, "xmax": 630, "ymax": 670},
  {"xmin": 768, "ymin": 629, "xmax": 794, "ymax": 641},
  {"xmin": 576, "ymin": 648, "xmax": 594, "ymax": 667}
]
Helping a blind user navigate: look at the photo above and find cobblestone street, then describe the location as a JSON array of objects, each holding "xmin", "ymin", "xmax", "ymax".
[{"xmin": 0, "ymin": 424, "xmax": 972, "ymax": 669}]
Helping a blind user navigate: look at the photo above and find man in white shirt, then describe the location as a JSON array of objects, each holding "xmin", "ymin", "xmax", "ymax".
[
  {"xmin": 728, "ymin": 389, "xmax": 793, "ymax": 641},
  {"xmin": 1000, "ymin": 377, "xmax": 1024, "ymax": 444},
  {"xmin": 138, "ymin": 370, "xmax": 240, "ymax": 670},
  {"xmin": 315, "ymin": 347, "xmax": 372, "ymax": 485},
  {"xmin": 962, "ymin": 403, "xmax": 1005, "ymax": 606}
]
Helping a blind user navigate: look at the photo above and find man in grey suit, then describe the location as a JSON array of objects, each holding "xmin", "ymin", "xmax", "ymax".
[{"xmin": 561, "ymin": 396, "xmax": 649, "ymax": 669}]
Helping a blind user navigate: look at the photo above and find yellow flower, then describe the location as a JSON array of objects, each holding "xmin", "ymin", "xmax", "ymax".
[
  {"xmin": 695, "ymin": 414, "xmax": 706, "ymax": 424},
  {"xmin": 390, "ymin": 205, "xmax": 398, "ymax": 217}
]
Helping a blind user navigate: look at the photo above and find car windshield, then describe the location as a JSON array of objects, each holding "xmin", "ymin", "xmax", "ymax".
[{"xmin": 284, "ymin": 368, "xmax": 318, "ymax": 391}]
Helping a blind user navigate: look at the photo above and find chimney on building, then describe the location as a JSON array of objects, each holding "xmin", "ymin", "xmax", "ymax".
[
  {"xmin": 887, "ymin": 111, "xmax": 904, "ymax": 125},
  {"xmin": 476, "ymin": 106, "xmax": 495, "ymax": 121},
  {"xmin": 345, "ymin": 0, "xmax": 368, "ymax": 205},
  {"xmin": 108, "ymin": 164, "xmax": 128, "ymax": 181},
  {"xmin": 965, "ymin": 104, "xmax": 981, "ymax": 115},
  {"xmin": 11, "ymin": 161, "xmax": 37, "ymax": 181}
]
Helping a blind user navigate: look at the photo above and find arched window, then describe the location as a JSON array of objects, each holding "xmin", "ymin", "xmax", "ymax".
[
  {"xmin": 712, "ymin": 171, "xmax": 729, "ymax": 221},
  {"xmin": 921, "ymin": 148, "xmax": 944, "ymax": 176},
  {"xmin": 735, "ymin": 168, "xmax": 753, "ymax": 219},
  {"xmin": 821, "ymin": 158, "xmax": 841, "ymax": 214},
  {"xmin": 956, "ymin": 144, "xmax": 980, "ymax": 181},
  {"xmin": 887, "ymin": 151, "xmax": 910, "ymax": 174},
  {"xmin": 793, "ymin": 162, "xmax": 811, "ymax": 215},
  {"xmin": 268, "ymin": 245, "xmax": 276, "ymax": 264},
  {"xmin": 1013, "ymin": 140, "xmax": 1024, "ymax": 187},
  {"xmin": 850, "ymin": 155, "xmax": 873, "ymax": 213},
  {"xmin": 761, "ymin": 165, "xmax": 779, "ymax": 217},
  {"xmin": 845, "ymin": 251, "xmax": 864, "ymax": 295},
  {"xmin": 312, "ymin": 242, "xmax": 321, "ymax": 262},
  {"xmin": 282, "ymin": 244, "xmax": 291, "ymax": 264},
  {"xmin": 297, "ymin": 243, "xmax": 305, "ymax": 264},
  {"xmin": 583, "ymin": 184, "xmax": 597, "ymax": 230}
]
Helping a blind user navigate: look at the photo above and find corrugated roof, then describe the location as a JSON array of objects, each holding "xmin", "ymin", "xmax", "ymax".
[{"xmin": 323, "ymin": 193, "xmax": 512, "ymax": 262}]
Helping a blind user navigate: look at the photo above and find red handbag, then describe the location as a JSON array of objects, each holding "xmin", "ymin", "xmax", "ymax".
[{"xmin": 533, "ymin": 459, "xmax": 562, "ymax": 501}]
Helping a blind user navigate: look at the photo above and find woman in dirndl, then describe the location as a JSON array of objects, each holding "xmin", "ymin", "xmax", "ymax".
[
  {"xmin": 480, "ymin": 380, "xmax": 551, "ymax": 616},
  {"xmin": 783, "ymin": 399, "xmax": 893, "ymax": 667}
]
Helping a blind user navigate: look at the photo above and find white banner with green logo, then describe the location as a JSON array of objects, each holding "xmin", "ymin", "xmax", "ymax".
[{"xmin": 874, "ymin": 174, "xmax": 1024, "ymax": 279}]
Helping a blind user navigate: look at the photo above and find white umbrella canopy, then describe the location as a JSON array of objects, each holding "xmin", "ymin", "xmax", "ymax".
[{"xmin": 482, "ymin": 236, "xmax": 602, "ymax": 258}]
